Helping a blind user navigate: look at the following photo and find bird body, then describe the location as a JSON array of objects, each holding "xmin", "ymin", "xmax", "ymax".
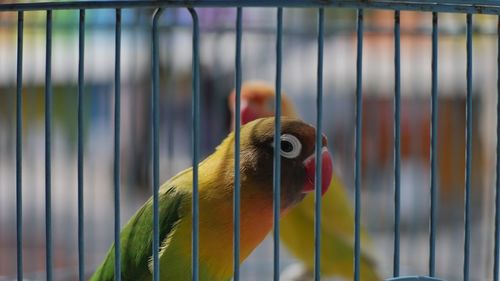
[
  {"xmin": 279, "ymin": 176, "xmax": 379, "ymax": 280},
  {"xmin": 229, "ymin": 81, "xmax": 381, "ymax": 281},
  {"xmin": 91, "ymin": 117, "xmax": 333, "ymax": 281}
]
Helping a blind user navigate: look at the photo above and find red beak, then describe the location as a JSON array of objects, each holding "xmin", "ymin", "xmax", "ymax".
[
  {"xmin": 240, "ymin": 101, "xmax": 257, "ymax": 125},
  {"xmin": 302, "ymin": 147, "xmax": 333, "ymax": 196}
]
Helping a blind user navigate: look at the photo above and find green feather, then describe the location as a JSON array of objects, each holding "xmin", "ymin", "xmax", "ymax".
[{"xmin": 90, "ymin": 187, "xmax": 186, "ymax": 281}]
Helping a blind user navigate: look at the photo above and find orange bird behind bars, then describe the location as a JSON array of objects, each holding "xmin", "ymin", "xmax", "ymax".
[{"xmin": 228, "ymin": 81, "xmax": 381, "ymax": 281}]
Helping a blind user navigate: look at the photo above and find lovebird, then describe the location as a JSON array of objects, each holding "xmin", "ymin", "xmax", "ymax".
[
  {"xmin": 228, "ymin": 81, "xmax": 381, "ymax": 281},
  {"xmin": 90, "ymin": 117, "xmax": 334, "ymax": 281}
]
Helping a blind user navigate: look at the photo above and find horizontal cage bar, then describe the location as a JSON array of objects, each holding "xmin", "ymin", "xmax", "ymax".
[{"xmin": 0, "ymin": 0, "xmax": 499, "ymax": 14}]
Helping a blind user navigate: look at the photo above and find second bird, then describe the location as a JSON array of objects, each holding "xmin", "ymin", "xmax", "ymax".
[{"xmin": 228, "ymin": 81, "xmax": 381, "ymax": 281}]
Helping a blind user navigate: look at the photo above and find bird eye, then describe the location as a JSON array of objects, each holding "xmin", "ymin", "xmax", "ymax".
[{"xmin": 279, "ymin": 134, "xmax": 302, "ymax": 159}]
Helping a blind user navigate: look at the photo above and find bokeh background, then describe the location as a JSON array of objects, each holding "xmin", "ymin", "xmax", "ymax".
[{"xmin": 0, "ymin": 4, "xmax": 499, "ymax": 281}]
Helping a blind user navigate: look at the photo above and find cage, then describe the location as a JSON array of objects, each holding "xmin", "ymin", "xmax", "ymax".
[{"xmin": 0, "ymin": 1, "xmax": 499, "ymax": 281}]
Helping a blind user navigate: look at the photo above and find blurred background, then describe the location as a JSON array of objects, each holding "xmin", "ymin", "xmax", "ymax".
[{"xmin": 0, "ymin": 4, "xmax": 498, "ymax": 281}]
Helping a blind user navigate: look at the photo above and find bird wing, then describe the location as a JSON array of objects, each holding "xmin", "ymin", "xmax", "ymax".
[
  {"xmin": 279, "ymin": 173, "xmax": 379, "ymax": 277},
  {"xmin": 90, "ymin": 185, "xmax": 187, "ymax": 281},
  {"xmin": 294, "ymin": 174, "xmax": 373, "ymax": 245}
]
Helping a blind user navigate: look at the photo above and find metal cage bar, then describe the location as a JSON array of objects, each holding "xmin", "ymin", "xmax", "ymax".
[
  {"xmin": 45, "ymin": 10, "xmax": 53, "ymax": 281},
  {"xmin": 429, "ymin": 11, "xmax": 439, "ymax": 278},
  {"xmin": 393, "ymin": 9, "xmax": 401, "ymax": 278},
  {"xmin": 188, "ymin": 7, "xmax": 201, "ymax": 281},
  {"xmin": 464, "ymin": 12, "xmax": 473, "ymax": 281},
  {"xmin": 463, "ymin": 12, "xmax": 473, "ymax": 281},
  {"xmin": 114, "ymin": 8, "xmax": 122, "ymax": 281},
  {"xmin": 273, "ymin": 7, "xmax": 283, "ymax": 281},
  {"xmin": 354, "ymin": 8, "xmax": 364, "ymax": 281},
  {"xmin": 15, "ymin": 10, "xmax": 23, "ymax": 281},
  {"xmin": 77, "ymin": 8, "xmax": 85, "ymax": 281},
  {"xmin": 314, "ymin": 7, "xmax": 324, "ymax": 281},
  {"xmin": 495, "ymin": 15, "xmax": 500, "ymax": 281},
  {"xmin": 1, "ymin": 1, "xmax": 500, "ymax": 15},
  {"xmin": 464, "ymin": 11, "xmax": 472, "ymax": 281},
  {"xmin": 233, "ymin": 6, "xmax": 243, "ymax": 281},
  {"xmin": 151, "ymin": 7, "xmax": 163, "ymax": 281}
]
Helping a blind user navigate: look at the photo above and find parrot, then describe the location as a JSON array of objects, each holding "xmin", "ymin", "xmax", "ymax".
[
  {"xmin": 90, "ymin": 117, "xmax": 334, "ymax": 281},
  {"xmin": 228, "ymin": 81, "xmax": 381, "ymax": 281}
]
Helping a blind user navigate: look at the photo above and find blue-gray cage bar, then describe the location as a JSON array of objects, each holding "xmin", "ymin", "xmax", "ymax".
[
  {"xmin": 495, "ymin": 15, "xmax": 500, "ymax": 281},
  {"xmin": 233, "ymin": 6, "xmax": 243, "ymax": 281},
  {"xmin": 189, "ymin": 7, "xmax": 201, "ymax": 281},
  {"xmin": 77, "ymin": 8, "xmax": 85, "ymax": 281},
  {"xmin": 314, "ymin": 7, "xmax": 324, "ymax": 281},
  {"xmin": 114, "ymin": 8, "xmax": 122, "ymax": 281},
  {"xmin": 45, "ymin": 9, "xmax": 53, "ymax": 281},
  {"xmin": 1, "ymin": 1, "xmax": 500, "ymax": 15},
  {"xmin": 464, "ymin": 13, "xmax": 473, "ymax": 281},
  {"xmin": 15, "ymin": 10, "xmax": 23, "ymax": 281},
  {"xmin": 273, "ymin": 7, "xmax": 283, "ymax": 281},
  {"xmin": 151, "ymin": 8, "xmax": 163, "ymax": 281},
  {"xmin": 3, "ymin": 1, "xmax": 499, "ymax": 281},
  {"xmin": 354, "ymin": 8, "xmax": 364, "ymax": 281},
  {"xmin": 429, "ymin": 11, "xmax": 439, "ymax": 278},
  {"xmin": 393, "ymin": 9, "xmax": 401, "ymax": 278}
]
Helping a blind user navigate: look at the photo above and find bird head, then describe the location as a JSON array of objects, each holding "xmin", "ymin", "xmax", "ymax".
[
  {"xmin": 236, "ymin": 117, "xmax": 333, "ymax": 209},
  {"xmin": 227, "ymin": 81, "xmax": 332, "ymax": 201},
  {"xmin": 228, "ymin": 80, "xmax": 299, "ymax": 129}
]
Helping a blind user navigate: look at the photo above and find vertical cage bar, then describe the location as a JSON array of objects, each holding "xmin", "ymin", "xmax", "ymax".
[
  {"xmin": 77, "ymin": 9, "xmax": 85, "ymax": 281},
  {"xmin": 45, "ymin": 10, "xmax": 53, "ymax": 281},
  {"xmin": 16, "ymin": 10, "xmax": 23, "ymax": 281},
  {"xmin": 354, "ymin": 9, "xmax": 363, "ymax": 281},
  {"xmin": 314, "ymin": 7, "xmax": 324, "ymax": 281},
  {"xmin": 429, "ymin": 11, "xmax": 439, "ymax": 277},
  {"xmin": 464, "ymin": 12, "xmax": 472, "ymax": 281},
  {"xmin": 233, "ymin": 6, "xmax": 243, "ymax": 281},
  {"xmin": 495, "ymin": 16, "xmax": 500, "ymax": 281},
  {"xmin": 393, "ymin": 10, "xmax": 401, "ymax": 278},
  {"xmin": 151, "ymin": 8, "xmax": 164, "ymax": 281},
  {"xmin": 114, "ymin": 8, "xmax": 122, "ymax": 281},
  {"xmin": 188, "ymin": 8, "xmax": 200, "ymax": 281},
  {"xmin": 273, "ymin": 7, "xmax": 283, "ymax": 281}
]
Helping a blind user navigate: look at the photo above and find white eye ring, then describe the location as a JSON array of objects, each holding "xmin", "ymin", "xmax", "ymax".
[{"xmin": 278, "ymin": 134, "xmax": 302, "ymax": 159}]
